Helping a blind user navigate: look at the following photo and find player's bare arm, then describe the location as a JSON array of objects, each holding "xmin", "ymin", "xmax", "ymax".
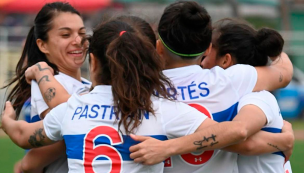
[
  {"xmin": 21, "ymin": 141, "xmax": 66, "ymax": 173},
  {"xmin": 223, "ymin": 121, "xmax": 294, "ymax": 156},
  {"xmin": 25, "ymin": 62, "xmax": 71, "ymax": 110},
  {"xmin": 254, "ymin": 52, "xmax": 293, "ymax": 91},
  {"xmin": 1, "ymin": 102, "xmax": 54, "ymax": 149},
  {"xmin": 130, "ymin": 119, "xmax": 247, "ymax": 165}
]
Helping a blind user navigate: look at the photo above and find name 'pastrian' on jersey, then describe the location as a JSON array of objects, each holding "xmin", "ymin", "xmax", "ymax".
[{"xmin": 72, "ymin": 105, "xmax": 150, "ymax": 120}]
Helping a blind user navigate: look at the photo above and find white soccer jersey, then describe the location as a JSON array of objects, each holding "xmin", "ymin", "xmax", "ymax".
[
  {"xmin": 30, "ymin": 72, "xmax": 91, "ymax": 173},
  {"xmin": 43, "ymin": 85, "xmax": 207, "ymax": 173},
  {"xmin": 284, "ymin": 161, "xmax": 292, "ymax": 173},
  {"xmin": 162, "ymin": 64, "xmax": 257, "ymax": 173},
  {"xmin": 237, "ymin": 91, "xmax": 285, "ymax": 173}
]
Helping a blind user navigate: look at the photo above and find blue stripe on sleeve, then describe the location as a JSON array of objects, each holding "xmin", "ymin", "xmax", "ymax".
[
  {"xmin": 261, "ymin": 127, "xmax": 285, "ymax": 158},
  {"xmin": 30, "ymin": 115, "xmax": 41, "ymax": 123},
  {"xmin": 213, "ymin": 102, "xmax": 239, "ymax": 122}
]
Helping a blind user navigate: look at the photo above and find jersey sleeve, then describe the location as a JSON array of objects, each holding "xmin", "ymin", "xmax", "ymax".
[
  {"xmin": 225, "ymin": 64, "xmax": 258, "ymax": 98},
  {"xmin": 31, "ymin": 80, "xmax": 49, "ymax": 118},
  {"xmin": 160, "ymin": 100, "xmax": 207, "ymax": 139},
  {"xmin": 43, "ymin": 102, "xmax": 68, "ymax": 141},
  {"xmin": 237, "ymin": 92, "xmax": 275, "ymax": 125}
]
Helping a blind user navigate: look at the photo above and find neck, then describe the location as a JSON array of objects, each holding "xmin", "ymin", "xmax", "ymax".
[
  {"xmin": 164, "ymin": 55, "xmax": 200, "ymax": 70},
  {"xmin": 58, "ymin": 66, "xmax": 82, "ymax": 81}
]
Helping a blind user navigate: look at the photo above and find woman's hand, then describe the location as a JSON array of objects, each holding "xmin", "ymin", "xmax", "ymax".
[
  {"xmin": 281, "ymin": 120, "xmax": 294, "ymax": 162},
  {"xmin": 1, "ymin": 101, "xmax": 17, "ymax": 132},
  {"xmin": 25, "ymin": 62, "xmax": 54, "ymax": 84}
]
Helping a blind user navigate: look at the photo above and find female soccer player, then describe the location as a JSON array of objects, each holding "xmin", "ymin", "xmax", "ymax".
[
  {"xmin": 18, "ymin": 15, "xmax": 160, "ymax": 173},
  {"xmin": 2, "ymin": 18, "xmax": 267, "ymax": 173},
  {"xmin": 129, "ymin": 1, "xmax": 293, "ymax": 173},
  {"xmin": 2, "ymin": 2, "xmax": 90, "ymax": 173},
  {"xmin": 200, "ymin": 18, "xmax": 293, "ymax": 173}
]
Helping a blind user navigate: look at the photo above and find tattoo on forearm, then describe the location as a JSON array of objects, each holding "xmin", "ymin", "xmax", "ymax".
[
  {"xmin": 36, "ymin": 63, "xmax": 50, "ymax": 71},
  {"xmin": 28, "ymin": 128, "xmax": 46, "ymax": 147},
  {"xmin": 279, "ymin": 72, "xmax": 283, "ymax": 82},
  {"xmin": 194, "ymin": 134, "xmax": 219, "ymax": 150},
  {"xmin": 37, "ymin": 75, "xmax": 50, "ymax": 85},
  {"xmin": 267, "ymin": 143, "xmax": 282, "ymax": 151},
  {"xmin": 44, "ymin": 87, "xmax": 56, "ymax": 102}
]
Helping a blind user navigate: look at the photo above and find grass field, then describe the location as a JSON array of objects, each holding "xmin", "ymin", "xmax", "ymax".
[{"xmin": 0, "ymin": 137, "xmax": 303, "ymax": 173}]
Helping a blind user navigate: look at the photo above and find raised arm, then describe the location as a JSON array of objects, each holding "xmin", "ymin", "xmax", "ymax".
[
  {"xmin": 1, "ymin": 102, "xmax": 54, "ymax": 149},
  {"xmin": 25, "ymin": 62, "xmax": 71, "ymax": 110},
  {"xmin": 254, "ymin": 52, "xmax": 293, "ymax": 91},
  {"xmin": 21, "ymin": 62, "xmax": 72, "ymax": 172}
]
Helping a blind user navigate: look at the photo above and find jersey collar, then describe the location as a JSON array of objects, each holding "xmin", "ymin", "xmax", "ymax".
[
  {"xmin": 90, "ymin": 85, "xmax": 112, "ymax": 94},
  {"xmin": 162, "ymin": 65, "xmax": 203, "ymax": 78}
]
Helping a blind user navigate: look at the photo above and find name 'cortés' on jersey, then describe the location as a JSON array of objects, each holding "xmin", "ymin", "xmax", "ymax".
[
  {"xmin": 162, "ymin": 64, "xmax": 257, "ymax": 173},
  {"xmin": 43, "ymin": 85, "xmax": 208, "ymax": 173}
]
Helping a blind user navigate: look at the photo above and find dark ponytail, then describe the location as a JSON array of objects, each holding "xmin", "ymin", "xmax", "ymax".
[
  {"xmin": 158, "ymin": 1, "xmax": 212, "ymax": 59},
  {"xmin": 213, "ymin": 18, "xmax": 284, "ymax": 67},
  {"xmin": 1, "ymin": 2, "xmax": 80, "ymax": 118},
  {"xmin": 89, "ymin": 20, "xmax": 174, "ymax": 134}
]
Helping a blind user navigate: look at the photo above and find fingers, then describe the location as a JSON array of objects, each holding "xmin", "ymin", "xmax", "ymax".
[
  {"xmin": 282, "ymin": 120, "xmax": 293, "ymax": 133},
  {"xmin": 134, "ymin": 158, "xmax": 155, "ymax": 165},
  {"xmin": 4, "ymin": 101, "xmax": 15, "ymax": 118},
  {"xmin": 1, "ymin": 101, "xmax": 17, "ymax": 133},
  {"xmin": 130, "ymin": 147, "xmax": 147, "ymax": 160},
  {"xmin": 24, "ymin": 67, "xmax": 36, "ymax": 84},
  {"xmin": 132, "ymin": 155, "xmax": 157, "ymax": 165},
  {"xmin": 13, "ymin": 160, "xmax": 22, "ymax": 173},
  {"xmin": 129, "ymin": 135, "xmax": 151, "ymax": 152},
  {"xmin": 129, "ymin": 143, "xmax": 140, "ymax": 153},
  {"xmin": 130, "ymin": 134, "xmax": 150, "ymax": 142}
]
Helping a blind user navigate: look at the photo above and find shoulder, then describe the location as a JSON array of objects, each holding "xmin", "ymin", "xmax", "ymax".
[
  {"xmin": 54, "ymin": 73, "xmax": 70, "ymax": 84},
  {"xmin": 241, "ymin": 91, "xmax": 276, "ymax": 103},
  {"xmin": 49, "ymin": 102, "xmax": 69, "ymax": 116},
  {"xmin": 226, "ymin": 64, "xmax": 256, "ymax": 72}
]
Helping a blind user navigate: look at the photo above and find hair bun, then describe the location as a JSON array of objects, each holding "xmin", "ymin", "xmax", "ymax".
[
  {"xmin": 256, "ymin": 28, "xmax": 284, "ymax": 57},
  {"xmin": 180, "ymin": 1, "xmax": 210, "ymax": 29}
]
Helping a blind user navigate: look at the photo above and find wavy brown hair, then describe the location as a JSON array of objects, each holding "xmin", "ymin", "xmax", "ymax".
[{"xmin": 88, "ymin": 20, "xmax": 174, "ymax": 134}]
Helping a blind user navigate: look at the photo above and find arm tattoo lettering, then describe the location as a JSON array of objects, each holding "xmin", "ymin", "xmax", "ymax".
[
  {"xmin": 193, "ymin": 134, "xmax": 219, "ymax": 150},
  {"xmin": 36, "ymin": 63, "xmax": 50, "ymax": 71},
  {"xmin": 279, "ymin": 72, "xmax": 283, "ymax": 82},
  {"xmin": 267, "ymin": 143, "xmax": 282, "ymax": 151},
  {"xmin": 44, "ymin": 87, "xmax": 56, "ymax": 102},
  {"xmin": 37, "ymin": 75, "xmax": 50, "ymax": 85},
  {"xmin": 28, "ymin": 128, "xmax": 46, "ymax": 147}
]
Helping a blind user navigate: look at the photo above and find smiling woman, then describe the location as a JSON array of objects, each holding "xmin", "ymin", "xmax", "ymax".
[
  {"xmin": 1, "ymin": 2, "xmax": 91, "ymax": 173},
  {"xmin": 36, "ymin": 12, "xmax": 87, "ymax": 79}
]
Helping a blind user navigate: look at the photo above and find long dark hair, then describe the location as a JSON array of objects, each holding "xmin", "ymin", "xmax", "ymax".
[
  {"xmin": 158, "ymin": 1, "xmax": 212, "ymax": 59},
  {"xmin": 212, "ymin": 18, "xmax": 284, "ymax": 66},
  {"xmin": 88, "ymin": 20, "xmax": 174, "ymax": 134},
  {"xmin": 1, "ymin": 2, "xmax": 81, "ymax": 118}
]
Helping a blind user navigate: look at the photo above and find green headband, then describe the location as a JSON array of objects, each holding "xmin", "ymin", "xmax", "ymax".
[{"xmin": 158, "ymin": 33, "xmax": 204, "ymax": 57}]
